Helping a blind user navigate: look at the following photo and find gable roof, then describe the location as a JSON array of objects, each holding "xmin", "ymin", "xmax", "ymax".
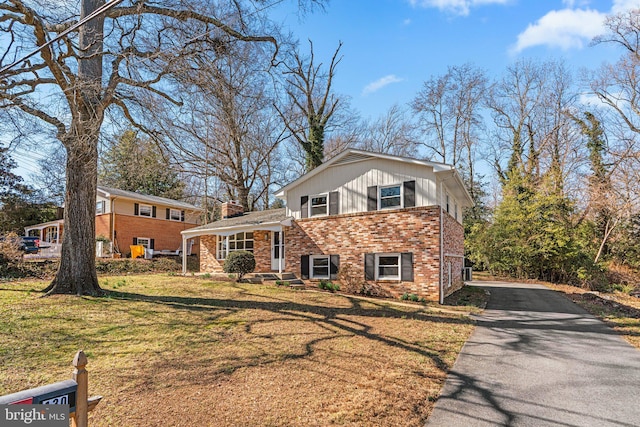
[
  {"xmin": 97, "ymin": 186, "xmax": 202, "ymax": 211},
  {"xmin": 274, "ymin": 149, "xmax": 473, "ymax": 206}
]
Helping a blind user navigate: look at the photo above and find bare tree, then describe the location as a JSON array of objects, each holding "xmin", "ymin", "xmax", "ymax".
[
  {"xmin": 412, "ymin": 64, "xmax": 487, "ymax": 165},
  {"xmin": 355, "ymin": 104, "xmax": 418, "ymax": 157},
  {"xmin": 276, "ymin": 40, "xmax": 343, "ymax": 171},
  {"xmin": 0, "ymin": 0, "xmax": 310, "ymax": 295},
  {"xmin": 159, "ymin": 38, "xmax": 285, "ymax": 212}
]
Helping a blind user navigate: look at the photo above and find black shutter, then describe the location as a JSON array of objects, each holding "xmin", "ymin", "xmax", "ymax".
[
  {"xmin": 401, "ymin": 252, "xmax": 414, "ymax": 282},
  {"xmin": 403, "ymin": 180, "xmax": 416, "ymax": 208},
  {"xmin": 133, "ymin": 237, "xmax": 138, "ymax": 245},
  {"xmin": 367, "ymin": 186, "xmax": 378, "ymax": 211},
  {"xmin": 330, "ymin": 255, "xmax": 340, "ymax": 279},
  {"xmin": 150, "ymin": 239, "xmax": 155, "ymax": 250},
  {"xmin": 301, "ymin": 255, "xmax": 310, "ymax": 279},
  {"xmin": 181, "ymin": 210, "xmax": 185, "ymax": 222},
  {"xmin": 329, "ymin": 192, "xmax": 339, "ymax": 215},
  {"xmin": 301, "ymin": 196, "xmax": 309, "ymax": 218},
  {"xmin": 152, "ymin": 206, "xmax": 157, "ymax": 218},
  {"xmin": 134, "ymin": 203, "xmax": 139, "ymax": 216},
  {"xmin": 166, "ymin": 208, "xmax": 170, "ymax": 220},
  {"xmin": 364, "ymin": 253, "xmax": 375, "ymax": 280}
]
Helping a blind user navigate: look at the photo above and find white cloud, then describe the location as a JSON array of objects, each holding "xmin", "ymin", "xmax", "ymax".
[
  {"xmin": 511, "ymin": 9, "xmax": 605, "ymax": 53},
  {"xmin": 362, "ymin": 75, "xmax": 403, "ymax": 96},
  {"xmin": 403, "ymin": 18, "xmax": 412, "ymax": 25},
  {"xmin": 408, "ymin": 0, "xmax": 509, "ymax": 16},
  {"xmin": 512, "ymin": 0, "xmax": 640, "ymax": 54},
  {"xmin": 612, "ymin": 0, "xmax": 640, "ymax": 13}
]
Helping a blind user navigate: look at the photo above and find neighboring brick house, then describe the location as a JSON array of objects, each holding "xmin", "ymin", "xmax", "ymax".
[
  {"xmin": 182, "ymin": 149, "xmax": 473, "ymax": 302},
  {"xmin": 25, "ymin": 186, "xmax": 203, "ymax": 257}
]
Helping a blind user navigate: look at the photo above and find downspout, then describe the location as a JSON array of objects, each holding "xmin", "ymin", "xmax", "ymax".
[
  {"xmin": 110, "ymin": 196, "xmax": 117, "ymax": 254},
  {"xmin": 439, "ymin": 190, "xmax": 444, "ymax": 305},
  {"xmin": 181, "ymin": 235, "xmax": 187, "ymax": 275}
]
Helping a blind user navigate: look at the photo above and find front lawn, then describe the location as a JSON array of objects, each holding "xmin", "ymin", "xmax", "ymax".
[{"xmin": 0, "ymin": 276, "xmax": 476, "ymax": 426}]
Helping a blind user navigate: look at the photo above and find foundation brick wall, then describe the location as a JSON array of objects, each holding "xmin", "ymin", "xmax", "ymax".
[
  {"xmin": 285, "ymin": 206, "xmax": 444, "ymax": 301},
  {"xmin": 442, "ymin": 211, "xmax": 465, "ymax": 297}
]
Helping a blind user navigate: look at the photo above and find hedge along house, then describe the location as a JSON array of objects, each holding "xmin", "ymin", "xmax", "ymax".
[{"xmin": 182, "ymin": 149, "xmax": 473, "ymax": 302}]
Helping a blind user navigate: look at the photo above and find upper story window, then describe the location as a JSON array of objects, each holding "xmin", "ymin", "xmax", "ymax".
[
  {"xmin": 170, "ymin": 209, "xmax": 181, "ymax": 221},
  {"xmin": 139, "ymin": 204, "xmax": 152, "ymax": 217},
  {"xmin": 96, "ymin": 201, "xmax": 105, "ymax": 215},
  {"xmin": 379, "ymin": 185, "xmax": 402, "ymax": 209},
  {"xmin": 310, "ymin": 194, "xmax": 328, "ymax": 217},
  {"xmin": 454, "ymin": 202, "xmax": 458, "ymax": 221},
  {"xmin": 446, "ymin": 194, "xmax": 450, "ymax": 213}
]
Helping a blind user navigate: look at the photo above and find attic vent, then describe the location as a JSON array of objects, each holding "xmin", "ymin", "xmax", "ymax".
[{"xmin": 332, "ymin": 152, "xmax": 371, "ymax": 166}]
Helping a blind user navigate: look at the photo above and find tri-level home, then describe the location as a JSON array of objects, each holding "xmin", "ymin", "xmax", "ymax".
[
  {"xmin": 181, "ymin": 149, "xmax": 473, "ymax": 302},
  {"xmin": 25, "ymin": 186, "xmax": 203, "ymax": 257}
]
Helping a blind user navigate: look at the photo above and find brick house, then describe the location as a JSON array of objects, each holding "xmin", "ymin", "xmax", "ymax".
[
  {"xmin": 25, "ymin": 186, "xmax": 203, "ymax": 257},
  {"xmin": 182, "ymin": 149, "xmax": 473, "ymax": 302}
]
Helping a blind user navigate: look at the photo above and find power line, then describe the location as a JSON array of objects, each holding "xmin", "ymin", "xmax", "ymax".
[{"xmin": 0, "ymin": 0, "xmax": 125, "ymax": 75}]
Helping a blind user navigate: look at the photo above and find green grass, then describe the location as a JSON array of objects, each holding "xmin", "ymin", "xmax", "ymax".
[{"xmin": 0, "ymin": 275, "xmax": 477, "ymax": 427}]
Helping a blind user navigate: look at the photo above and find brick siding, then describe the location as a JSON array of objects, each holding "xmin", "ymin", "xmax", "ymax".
[
  {"xmin": 442, "ymin": 211, "xmax": 465, "ymax": 297},
  {"xmin": 114, "ymin": 214, "xmax": 199, "ymax": 256},
  {"xmin": 286, "ymin": 206, "xmax": 445, "ymax": 301},
  {"xmin": 200, "ymin": 232, "xmax": 271, "ymax": 273}
]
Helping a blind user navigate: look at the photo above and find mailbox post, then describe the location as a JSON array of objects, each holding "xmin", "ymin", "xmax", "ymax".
[{"xmin": 0, "ymin": 350, "xmax": 101, "ymax": 426}]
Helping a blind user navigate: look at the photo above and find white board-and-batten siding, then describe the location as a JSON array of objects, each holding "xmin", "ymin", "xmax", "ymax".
[{"xmin": 285, "ymin": 158, "xmax": 440, "ymax": 219}]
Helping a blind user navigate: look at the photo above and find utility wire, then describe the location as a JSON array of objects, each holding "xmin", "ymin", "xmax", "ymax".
[{"xmin": 0, "ymin": 0, "xmax": 125, "ymax": 75}]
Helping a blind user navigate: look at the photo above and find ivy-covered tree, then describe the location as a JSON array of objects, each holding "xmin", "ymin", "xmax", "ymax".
[{"xmin": 99, "ymin": 130, "xmax": 185, "ymax": 200}]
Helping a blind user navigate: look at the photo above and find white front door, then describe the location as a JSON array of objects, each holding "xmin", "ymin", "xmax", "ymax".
[{"xmin": 271, "ymin": 231, "xmax": 285, "ymax": 271}]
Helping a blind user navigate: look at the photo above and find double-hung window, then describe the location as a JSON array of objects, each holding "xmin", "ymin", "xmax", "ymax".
[
  {"xmin": 379, "ymin": 185, "xmax": 402, "ymax": 209},
  {"xmin": 139, "ymin": 204, "xmax": 152, "ymax": 217},
  {"xmin": 376, "ymin": 253, "xmax": 401, "ymax": 280},
  {"xmin": 310, "ymin": 255, "xmax": 330, "ymax": 279},
  {"xmin": 309, "ymin": 194, "xmax": 328, "ymax": 217},
  {"xmin": 169, "ymin": 209, "xmax": 181, "ymax": 221},
  {"xmin": 96, "ymin": 201, "xmax": 105, "ymax": 215}
]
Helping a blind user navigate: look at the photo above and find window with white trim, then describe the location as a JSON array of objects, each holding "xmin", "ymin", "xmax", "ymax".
[
  {"xmin": 379, "ymin": 184, "xmax": 402, "ymax": 209},
  {"xmin": 139, "ymin": 204, "xmax": 152, "ymax": 217},
  {"xmin": 309, "ymin": 194, "xmax": 328, "ymax": 217},
  {"xmin": 216, "ymin": 232, "xmax": 254, "ymax": 259},
  {"xmin": 136, "ymin": 237, "xmax": 151, "ymax": 248},
  {"xmin": 376, "ymin": 253, "xmax": 401, "ymax": 280},
  {"xmin": 454, "ymin": 202, "xmax": 458, "ymax": 220},
  {"xmin": 310, "ymin": 255, "xmax": 330, "ymax": 279},
  {"xmin": 446, "ymin": 194, "xmax": 450, "ymax": 213},
  {"xmin": 96, "ymin": 201, "xmax": 105, "ymax": 215},
  {"xmin": 169, "ymin": 209, "xmax": 181, "ymax": 221}
]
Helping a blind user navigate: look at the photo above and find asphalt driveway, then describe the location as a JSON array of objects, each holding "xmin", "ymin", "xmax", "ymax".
[{"xmin": 427, "ymin": 281, "xmax": 640, "ymax": 427}]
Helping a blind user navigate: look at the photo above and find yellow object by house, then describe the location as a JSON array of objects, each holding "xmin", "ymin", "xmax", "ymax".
[{"xmin": 130, "ymin": 245, "xmax": 145, "ymax": 259}]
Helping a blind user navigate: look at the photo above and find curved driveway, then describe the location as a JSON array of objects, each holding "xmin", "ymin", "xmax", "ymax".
[{"xmin": 427, "ymin": 281, "xmax": 640, "ymax": 427}]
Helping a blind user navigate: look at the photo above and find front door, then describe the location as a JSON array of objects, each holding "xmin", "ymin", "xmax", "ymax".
[{"xmin": 271, "ymin": 231, "xmax": 285, "ymax": 271}]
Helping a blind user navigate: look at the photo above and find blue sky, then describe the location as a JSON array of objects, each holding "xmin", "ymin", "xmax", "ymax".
[{"xmin": 273, "ymin": 0, "xmax": 640, "ymax": 119}]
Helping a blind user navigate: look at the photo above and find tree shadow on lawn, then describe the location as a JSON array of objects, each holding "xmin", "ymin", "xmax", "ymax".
[{"xmin": 105, "ymin": 289, "xmax": 473, "ymax": 374}]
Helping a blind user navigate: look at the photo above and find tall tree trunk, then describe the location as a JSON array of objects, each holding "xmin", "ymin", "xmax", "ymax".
[{"xmin": 44, "ymin": 0, "xmax": 104, "ymax": 295}]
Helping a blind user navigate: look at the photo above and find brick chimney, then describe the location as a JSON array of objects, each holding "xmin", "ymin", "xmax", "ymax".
[{"xmin": 221, "ymin": 201, "xmax": 244, "ymax": 219}]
